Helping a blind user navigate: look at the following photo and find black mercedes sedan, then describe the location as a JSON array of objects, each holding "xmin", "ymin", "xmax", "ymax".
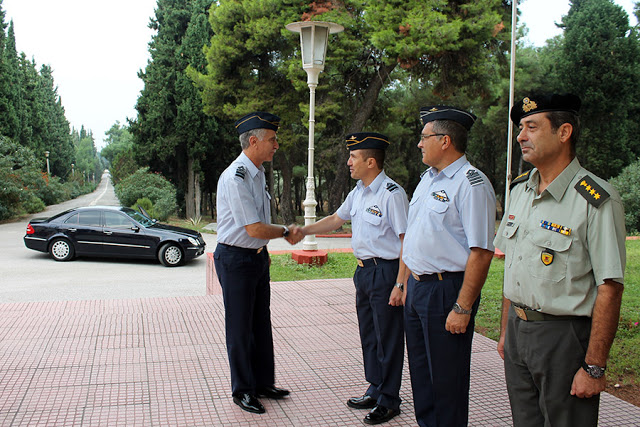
[{"xmin": 24, "ymin": 206, "xmax": 206, "ymax": 267}]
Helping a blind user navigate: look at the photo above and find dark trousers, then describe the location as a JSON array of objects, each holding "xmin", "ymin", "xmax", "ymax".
[
  {"xmin": 213, "ymin": 244, "xmax": 275, "ymax": 394},
  {"xmin": 504, "ymin": 306, "xmax": 599, "ymax": 427},
  {"xmin": 354, "ymin": 259, "xmax": 404, "ymax": 411},
  {"xmin": 404, "ymin": 273, "xmax": 477, "ymax": 427}
]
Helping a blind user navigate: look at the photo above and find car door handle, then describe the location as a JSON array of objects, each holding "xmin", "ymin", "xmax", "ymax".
[
  {"xmin": 68, "ymin": 228, "xmax": 77, "ymax": 232},
  {"xmin": 103, "ymin": 231, "xmax": 112, "ymax": 235}
]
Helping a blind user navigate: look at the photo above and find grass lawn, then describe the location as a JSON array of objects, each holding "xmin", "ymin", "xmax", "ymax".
[{"xmin": 271, "ymin": 240, "xmax": 640, "ymax": 388}]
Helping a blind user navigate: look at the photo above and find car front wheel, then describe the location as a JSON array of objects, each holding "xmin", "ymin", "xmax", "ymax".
[
  {"xmin": 158, "ymin": 243, "xmax": 183, "ymax": 267},
  {"xmin": 49, "ymin": 238, "xmax": 74, "ymax": 261}
]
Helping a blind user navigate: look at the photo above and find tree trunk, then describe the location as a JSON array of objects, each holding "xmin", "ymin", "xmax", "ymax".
[
  {"xmin": 194, "ymin": 171, "xmax": 201, "ymax": 219},
  {"xmin": 328, "ymin": 62, "xmax": 397, "ymax": 211},
  {"xmin": 185, "ymin": 157, "xmax": 195, "ymax": 219},
  {"xmin": 275, "ymin": 152, "xmax": 295, "ymax": 224}
]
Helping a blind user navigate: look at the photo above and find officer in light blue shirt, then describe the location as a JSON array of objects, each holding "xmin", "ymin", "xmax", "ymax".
[
  {"xmin": 300, "ymin": 132, "xmax": 408, "ymax": 425},
  {"xmin": 214, "ymin": 111, "xmax": 301, "ymax": 415},
  {"xmin": 400, "ymin": 106, "xmax": 496, "ymax": 427}
]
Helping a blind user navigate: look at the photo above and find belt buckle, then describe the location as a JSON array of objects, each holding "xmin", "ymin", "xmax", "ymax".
[
  {"xmin": 411, "ymin": 272, "xmax": 419, "ymax": 281},
  {"xmin": 257, "ymin": 247, "xmax": 263, "ymax": 254},
  {"xmin": 357, "ymin": 259, "xmax": 364, "ymax": 267},
  {"xmin": 513, "ymin": 306, "xmax": 528, "ymax": 321}
]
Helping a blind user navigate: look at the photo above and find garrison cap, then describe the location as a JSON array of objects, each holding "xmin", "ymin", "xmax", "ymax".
[
  {"xmin": 510, "ymin": 93, "xmax": 581, "ymax": 124},
  {"xmin": 235, "ymin": 111, "xmax": 280, "ymax": 135},
  {"xmin": 345, "ymin": 132, "xmax": 390, "ymax": 151},
  {"xmin": 420, "ymin": 106, "xmax": 476, "ymax": 131}
]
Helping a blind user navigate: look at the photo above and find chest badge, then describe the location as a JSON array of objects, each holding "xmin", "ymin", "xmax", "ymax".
[
  {"xmin": 541, "ymin": 249, "xmax": 555, "ymax": 266},
  {"xmin": 366, "ymin": 205, "xmax": 382, "ymax": 217},
  {"xmin": 540, "ymin": 220, "xmax": 572, "ymax": 236},
  {"xmin": 432, "ymin": 190, "xmax": 449, "ymax": 202}
]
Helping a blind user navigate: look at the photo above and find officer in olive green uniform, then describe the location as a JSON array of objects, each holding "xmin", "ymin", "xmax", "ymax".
[{"xmin": 495, "ymin": 93, "xmax": 626, "ymax": 427}]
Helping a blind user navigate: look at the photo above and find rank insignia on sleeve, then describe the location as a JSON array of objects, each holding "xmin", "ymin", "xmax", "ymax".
[
  {"xmin": 541, "ymin": 249, "xmax": 555, "ymax": 266},
  {"xmin": 386, "ymin": 182, "xmax": 398, "ymax": 193},
  {"xmin": 235, "ymin": 166, "xmax": 246, "ymax": 179},
  {"xmin": 509, "ymin": 170, "xmax": 531, "ymax": 189},
  {"xmin": 432, "ymin": 190, "xmax": 449, "ymax": 202},
  {"xmin": 575, "ymin": 175, "xmax": 610, "ymax": 208},
  {"xmin": 540, "ymin": 220, "xmax": 572, "ymax": 236},
  {"xmin": 466, "ymin": 169, "xmax": 483, "ymax": 186}
]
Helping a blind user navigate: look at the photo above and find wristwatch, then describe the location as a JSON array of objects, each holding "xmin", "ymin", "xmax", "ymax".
[
  {"xmin": 282, "ymin": 225, "xmax": 290, "ymax": 238},
  {"xmin": 452, "ymin": 302, "xmax": 472, "ymax": 315},
  {"xmin": 582, "ymin": 361, "xmax": 606, "ymax": 379},
  {"xmin": 394, "ymin": 282, "xmax": 404, "ymax": 291}
]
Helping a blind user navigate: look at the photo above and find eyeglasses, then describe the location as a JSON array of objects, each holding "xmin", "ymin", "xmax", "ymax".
[{"xmin": 420, "ymin": 133, "xmax": 446, "ymax": 141}]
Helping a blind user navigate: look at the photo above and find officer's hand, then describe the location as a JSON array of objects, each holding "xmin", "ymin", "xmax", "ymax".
[
  {"xmin": 285, "ymin": 224, "xmax": 304, "ymax": 245},
  {"xmin": 570, "ymin": 367, "xmax": 606, "ymax": 398},
  {"xmin": 445, "ymin": 311, "xmax": 470, "ymax": 335},
  {"xmin": 388, "ymin": 287, "xmax": 404, "ymax": 306},
  {"xmin": 497, "ymin": 334, "xmax": 506, "ymax": 360}
]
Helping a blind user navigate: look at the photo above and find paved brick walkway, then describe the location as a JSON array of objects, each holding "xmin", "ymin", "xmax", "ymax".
[{"xmin": 1, "ymin": 278, "xmax": 639, "ymax": 426}]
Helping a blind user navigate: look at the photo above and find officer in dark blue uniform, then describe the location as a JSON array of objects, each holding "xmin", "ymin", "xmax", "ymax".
[
  {"xmin": 214, "ymin": 112, "xmax": 301, "ymax": 414},
  {"xmin": 401, "ymin": 107, "xmax": 496, "ymax": 426},
  {"xmin": 300, "ymin": 133, "xmax": 408, "ymax": 425}
]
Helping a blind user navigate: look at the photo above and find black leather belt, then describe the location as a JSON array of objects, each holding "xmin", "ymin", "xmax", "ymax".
[
  {"xmin": 411, "ymin": 271, "xmax": 464, "ymax": 282},
  {"xmin": 511, "ymin": 303, "xmax": 588, "ymax": 322},
  {"xmin": 217, "ymin": 243, "xmax": 266, "ymax": 254},
  {"xmin": 357, "ymin": 258, "xmax": 398, "ymax": 268}
]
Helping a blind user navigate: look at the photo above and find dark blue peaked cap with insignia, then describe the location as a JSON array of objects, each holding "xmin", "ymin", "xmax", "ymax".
[
  {"xmin": 420, "ymin": 106, "xmax": 476, "ymax": 131},
  {"xmin": 345, "ymin": 132, "xmax": 390, "ymax": 151},
  {"xmin": 510, "ymin": 93, "xmax": 581, "ymax": 124},
  {"xmin": 235, "ymin": 111, "xmax": 280, "ymax": 135}
]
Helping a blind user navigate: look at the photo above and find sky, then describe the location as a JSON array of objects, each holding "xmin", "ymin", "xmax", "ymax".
[{"xmin": 2, "ymin": 0, "xmax": 638, "ymax": 151}]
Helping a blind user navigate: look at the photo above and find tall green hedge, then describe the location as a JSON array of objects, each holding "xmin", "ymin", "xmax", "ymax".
[
  {"xmin": 611, "ymin": 159, "xmax": 640, "ymax": 234},
  {"xmin": 114, "ymin": 167, "xmax": 177, "ymax": 221}
]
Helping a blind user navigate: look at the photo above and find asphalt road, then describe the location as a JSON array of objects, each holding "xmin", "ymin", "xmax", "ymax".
[{"xmin": 0, "ymin": 171, "xmax": 211, "ymax": 303}]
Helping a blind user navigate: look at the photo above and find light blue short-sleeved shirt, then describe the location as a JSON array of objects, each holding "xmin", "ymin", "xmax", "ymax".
[
  {"xmin": 216, "ymin": 152, "xmax": 271, "ymax": 249},
  {"xmin": 336, "ymin": 171, "xmax": 408, "ymax": 260},
  {"xmin": 403, "ymin": 155, "xmax": 496, "ymax": 275}
]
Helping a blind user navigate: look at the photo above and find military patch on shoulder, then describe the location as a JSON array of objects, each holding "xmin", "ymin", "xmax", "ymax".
[
  {"xmin": 509, "ymin": 170, "xmax": 531, "ymax": 190},
  {"xmin": 466, "ymin": 169, "xmax": 483, "ymax": 186},
  {"xmin": 575, "ymin": 175, "xmax": 610, "ymax": 208},
  {"xmin": 386, "ymin": 182, "xmax": 398, "ymax": 193},
  {"xmin": 235, "ymin": 166, "xmax": 246, "ymax": 179}
]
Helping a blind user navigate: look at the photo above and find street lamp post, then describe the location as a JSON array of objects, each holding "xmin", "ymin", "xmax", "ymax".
[
  {"xmin": 71, "ymin": 163, "xmax": 75, "ymax": 177},
  {"xmin": 44, "ymin": 151, "xmax": 50, "ymax": 176},
  {"xmin": 286, "ymin": 20, "xmax": 343, "ymax": 251}
]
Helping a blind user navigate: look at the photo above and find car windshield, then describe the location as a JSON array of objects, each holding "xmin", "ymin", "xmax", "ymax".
[{"xmin": 121, "ymin": 208, "xmax": 155, "ymax": 227}]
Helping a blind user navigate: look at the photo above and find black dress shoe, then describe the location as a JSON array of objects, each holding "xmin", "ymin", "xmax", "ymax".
[
  {"xmin": 232, "ymin": 393, "xmax": 265, "ymax": 414},
  {"xmin": 256, "ymin": 385, "xmax": 290, "ymax": 399},
  {"xmin": 364, "ymin": 404, "xmax": 400, "ymax": 425},
  {"xmin": 347, "ymin": 394, "xmax": 377, "ymax": 409}
]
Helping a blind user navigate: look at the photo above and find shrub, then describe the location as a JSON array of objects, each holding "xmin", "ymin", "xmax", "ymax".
[
  {"xmin": 132, "ymin": 197, "xmax": 157, "ymax": 219},
  {"xmin": 22, "ymin": 193, "xmax": 46, "ymax": 214},
  {"xmin": 115, "ymin": 168, "xmax": 177, "ymax": 221},
  {"xmin": 610, "ymin": 159, "xmax": 640, "ymax": 234}
]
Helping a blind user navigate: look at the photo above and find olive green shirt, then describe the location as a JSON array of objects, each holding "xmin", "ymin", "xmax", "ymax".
[{"xmin": 494, "ymin": 158, "xmax": 626, "ymax": 317}]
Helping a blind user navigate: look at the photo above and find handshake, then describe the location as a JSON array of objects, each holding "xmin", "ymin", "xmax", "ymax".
[{"xmin": 284, "ymin": 224, "xmax": 305, "ymax": 245}]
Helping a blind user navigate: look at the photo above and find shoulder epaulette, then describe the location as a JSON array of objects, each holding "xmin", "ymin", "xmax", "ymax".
[
  {"xmin": 235, "ymin": 166, "xmax": 246, "ymax": 179},
  {"xmin": 386, "ymin": 182, "xmax": 398, "ymax": 193},
  {"xmin": 509, "ymin": 170, "xmax": 531, "ymax": 190},
  {"xmin": 575, "ymin": 175, "xmax": 610, "ymax": 208},
  {"xmin": 465, "ymin": 169, "xmax": 483, "ymax": 186},
  {"xmin": 420, "ymin": 169, "xmax": 428, "ymax": 178}
]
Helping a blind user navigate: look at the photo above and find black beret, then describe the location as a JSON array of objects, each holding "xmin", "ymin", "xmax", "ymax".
[
  {"xmin": 420, "ymin": 106, "xmax": 476, "ymax": 131},
  {"xmin": 235, "ymin": 111, "xmax": 280, "ymax": 135},
  {"xmin": 345, "ymin": 132, "xmax": 390, "ymax": 151},
  {"xmin": 510, "ymin": 93, "xmax": 581, "ymax": 124}
]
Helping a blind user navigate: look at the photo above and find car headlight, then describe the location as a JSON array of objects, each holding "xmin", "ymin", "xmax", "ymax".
[{"xmin": 187, "ymin": 237, "xmax": 199, "ymax": 246}]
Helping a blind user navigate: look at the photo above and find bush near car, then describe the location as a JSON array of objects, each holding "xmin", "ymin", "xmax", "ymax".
[
  {"xmin": 114, "ymin": 167, "xmax": 177, "ymax": 221},
  {"xmin": 611, "ymin": 158, "xmax": 640, "ymax": 234}
]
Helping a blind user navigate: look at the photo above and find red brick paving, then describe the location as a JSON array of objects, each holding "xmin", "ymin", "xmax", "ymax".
[{"xmin": 1, "ymin": 278, "xmax": 639, "ymax": 426}]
